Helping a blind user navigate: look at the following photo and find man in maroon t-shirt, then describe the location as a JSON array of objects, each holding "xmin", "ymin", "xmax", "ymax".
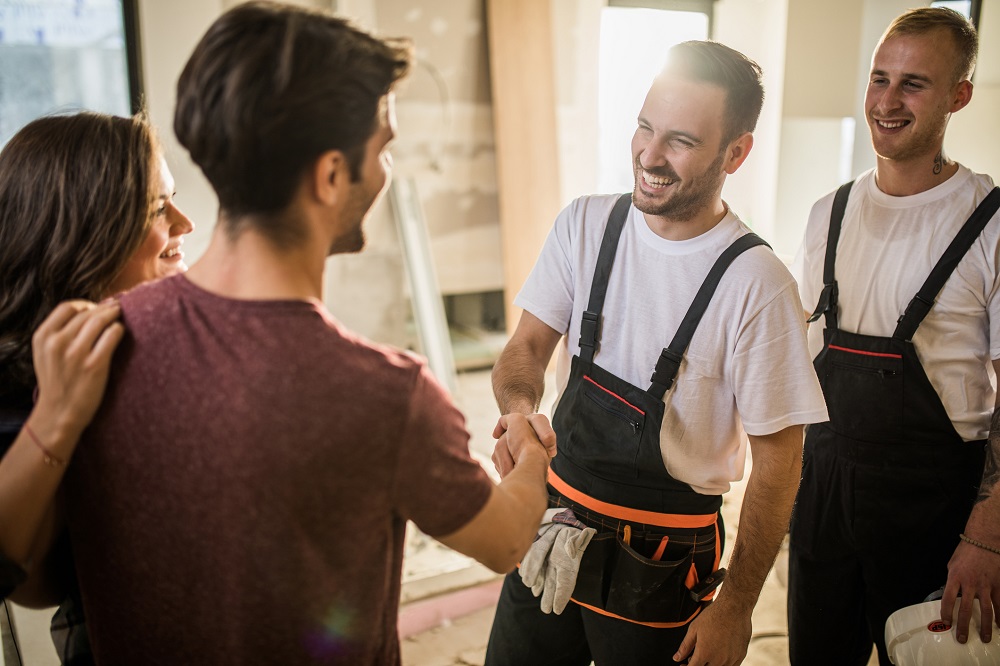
[{"xmin": 63, "ymin": 4, "xmax": 554, "ymax": 664}]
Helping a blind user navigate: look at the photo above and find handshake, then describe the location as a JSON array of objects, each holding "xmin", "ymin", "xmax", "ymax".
[
  {"xmin": 489, "ymin": 414, "xmax": 592, "ymax": 616},
  {"xmin": 491, "ymin": 412, "xmax": 558, "ymax": 478}
]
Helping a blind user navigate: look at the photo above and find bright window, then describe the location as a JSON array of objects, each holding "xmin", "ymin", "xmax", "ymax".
[
  {"xmin": 597, "ymin": 6, "xmax": 709, "ymax": 194},
  {"xmin": 0, "ymin": 0, "xmax": 136, "ymax": 147}
]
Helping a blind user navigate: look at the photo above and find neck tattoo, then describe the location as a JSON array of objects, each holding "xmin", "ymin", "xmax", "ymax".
[{"xmin": 933, "ymin": 151, "xmax": 943, "ymax": 175}]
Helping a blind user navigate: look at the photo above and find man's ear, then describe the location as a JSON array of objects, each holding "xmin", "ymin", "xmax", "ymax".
[
  {"xmin": 950, "ymin": 79, "xmax": 974, "ymax": 113},
  {"xmin": 724, "ymin": 132, "xmax": 754, "ymax": 175},
  {"xmin": 312, "ymin": 150, "xmax": 348, "ymax": 206}
]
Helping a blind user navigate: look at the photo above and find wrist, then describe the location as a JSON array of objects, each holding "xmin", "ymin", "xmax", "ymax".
[
  {"xmin": 24, "ymin": 408, "xmax": 84, "ymax": 460},
  {"xmin": 711, "ymin": 587, "xmax": 756, "ymax": 617},
  {"xmin": 959, "ymin": 533, "xmax": 1000, "ymax": 557},
  {"xmin": 503, "ymin": 400, "xmax": 537, "ymax": 416},
  {"xmin": 515, "ymin": 440, "xmax": 550, "ymax": 469},
  {"xmin": 964, "ymin": 503, "xmax": 1000, "ymax": 542}
]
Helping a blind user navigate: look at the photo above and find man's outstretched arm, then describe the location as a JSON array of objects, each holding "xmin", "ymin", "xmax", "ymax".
[
  {"xmin": 437, "ymin": 413, "xmax": 553, "ymax": 573},
  {"xmin": 490, "ymin": 310, "xmax": 562, "ymax": 475}
]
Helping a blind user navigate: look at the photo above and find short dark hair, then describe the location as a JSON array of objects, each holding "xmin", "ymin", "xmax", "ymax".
[
  {"xmin": 0, "ymin": 112, "xmax": 157, "ymax": 399},
  {"xmin": 882, "ymin": 7, "xmax": 978, "ymax": 84},
  {"xmin": 664, "ymin": 40, "xmax": 765, "ymax": 145},
  {"xmin": 174, "ymin": 1, "xmax": 413, "ymax": 243}
]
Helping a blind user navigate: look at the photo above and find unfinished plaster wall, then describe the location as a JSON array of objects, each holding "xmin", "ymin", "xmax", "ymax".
[{"xmin": 321, "ymin": 0, "xmax": 503, "ymax": 349}]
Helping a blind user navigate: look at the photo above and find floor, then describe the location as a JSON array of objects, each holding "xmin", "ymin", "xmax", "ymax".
[{"xmin": 4, "ymin": 369, "xmax": 876, "ymax": 666}]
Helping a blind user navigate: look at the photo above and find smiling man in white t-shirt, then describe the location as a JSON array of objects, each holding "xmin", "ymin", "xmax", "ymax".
[
  {"xmin": 485, "ymin": 40, "xmax": 828, "ymax": 666},
  {"xmin": 790, "ymin": 7, "xmax": 1000, "ymax": 666}
]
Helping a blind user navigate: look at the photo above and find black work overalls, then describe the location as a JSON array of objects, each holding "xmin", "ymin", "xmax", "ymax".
[
  {"xmin": 548, "ymin": 193, "xmax": 768, "ymax": 627},
  {"xmin": 788, "ymin": 182, "xmax": 1000, "ymax": 666}
]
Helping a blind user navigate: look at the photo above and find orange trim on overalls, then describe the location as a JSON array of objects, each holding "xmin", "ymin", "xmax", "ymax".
[
  {"xmin": 570, "ymin": 598, "xmax": 704, "ymax": 629},
  {"xmin": 549, "ymin": 469, "xmax": 725, "ymax": 625},
  {"xmin": 548, "ymin": 469, "xmax": 719, "ymax": 529}
]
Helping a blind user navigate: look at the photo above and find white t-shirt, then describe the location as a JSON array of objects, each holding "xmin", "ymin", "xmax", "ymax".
[
  {"xmin": 792, "ymin": 166, "xmax": 1000, "ymax": 441},
  {"xmin": 516, "ymin": 194, "xmax": 828, "ymax": 495}
]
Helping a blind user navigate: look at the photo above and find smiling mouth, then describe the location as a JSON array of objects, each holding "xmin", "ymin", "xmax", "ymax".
[
  {"xmin": 642, "ymin": 170, "xmax": 675, "ymax": 189},
  {"xmin": 874, "ymin": 119, "xmax": 910, "ymax": 130},
  {"xmin": 160, "ymin": 247, "xmax": 182, "ymax": 259}
]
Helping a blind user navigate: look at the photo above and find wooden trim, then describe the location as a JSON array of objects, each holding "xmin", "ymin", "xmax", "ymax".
[{"xmin": 486, "ymin": 0, "xmax": 563, "ymax": 333}]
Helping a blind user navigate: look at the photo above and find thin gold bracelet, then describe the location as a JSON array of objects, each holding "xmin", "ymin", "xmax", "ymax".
[{"xmin": 960, "ymin": 533, "xmax": 1000, "ymax": 557}]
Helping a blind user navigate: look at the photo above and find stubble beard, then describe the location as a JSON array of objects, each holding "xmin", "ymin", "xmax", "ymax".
[
  {"xmin": 869, "ymin": 111, "xmax": 948, "ymax": 165},
  {"xmin": 328, "ymin": 185, "xmax": 376, "ymax": 255},
  {"xmin": 632, "ymin": 149, "xmax": 726, "ymax": 222}
]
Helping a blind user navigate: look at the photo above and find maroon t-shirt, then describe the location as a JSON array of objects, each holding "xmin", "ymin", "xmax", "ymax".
[{"xmin": 65, "ymin": 275, "xmax": 492, "ymax": 665}]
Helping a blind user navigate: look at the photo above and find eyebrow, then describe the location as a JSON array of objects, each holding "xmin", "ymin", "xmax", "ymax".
[
  {"xmin": 637, "ymin": 116, "xmax": 704, "ymax": 144},
  {"xmin": 871, "ymin": 68, "xmax": 934, "ymax": 84}
]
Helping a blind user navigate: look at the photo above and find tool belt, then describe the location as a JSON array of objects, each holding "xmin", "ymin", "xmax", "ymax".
[{"xmin": 549, "ymin": 471, "xmax": 723, "ymax": 627}]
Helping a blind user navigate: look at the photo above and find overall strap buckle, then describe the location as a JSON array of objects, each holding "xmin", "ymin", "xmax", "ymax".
[
  {"xmin": 649, "ymin": 347, "xmax": 684, "ymax": 399},
  {"xmin": 578, "ymin": 311, "xmax": 601, "ymax": 363},
  {"xmin": 807, "ymin": 282, "xmax": 838, "ymax": 324}
]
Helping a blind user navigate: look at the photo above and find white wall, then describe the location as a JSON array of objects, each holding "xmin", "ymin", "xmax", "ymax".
[
  {"xmin": 714, "ymin": 0, "xmax": 790, "ymax": 243},
  {"xmin": 949, "ymin": 0, "xmax": 1000, "ymax": 179},
  {"xmin": 551, "ymin": 0, "xmax": 602, "ymax": 206}
]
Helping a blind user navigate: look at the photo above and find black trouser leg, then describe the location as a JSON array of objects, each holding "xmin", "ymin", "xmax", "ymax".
[
  {"xmin": 788, "ymin": 547, "xmax": 873, "ymax": 666},
  {"xmin": 580, "ymin": 605, "xmax": 689, "ymax": 665},
  {"xmin": 484, "ymin": 570, "xmax": 592, "ymax": 666}
]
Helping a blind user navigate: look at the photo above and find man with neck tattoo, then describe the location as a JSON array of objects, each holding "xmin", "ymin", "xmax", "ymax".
[{"xmin": 790, "ymin": 7, "xmax": 1000, "ymax": 665}]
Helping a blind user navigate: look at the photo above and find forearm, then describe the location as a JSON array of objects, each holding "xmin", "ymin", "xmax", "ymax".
[
  {"xmin": 718, "ymin": 427, "xmax": 803, "ymax": 613},
  {"xmin": 0, "ymin": 410, "xmax": 80, "ymax": 566},
  {"xmin": 964, "ymin": 407, "xmax": 1000, "ymax": 544},
  {"xmin": 6, "ymin": 505, "xmax": 65, "ymax": 607},
  {"xmin": 440, "ymin": 443, "xmax": 550, "ymax": 573},
  {"xmin": 493, "ymin": 446, "xmax": 551, "ymax": 563},
  {"xmin": 492, "ymin": 343, "xmax": 547, "ymax": 415}
]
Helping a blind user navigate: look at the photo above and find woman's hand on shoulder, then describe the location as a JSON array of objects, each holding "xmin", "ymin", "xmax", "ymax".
[{"xmin": 31, "ymin": 299, "xmax": 125, "ymax": 437}]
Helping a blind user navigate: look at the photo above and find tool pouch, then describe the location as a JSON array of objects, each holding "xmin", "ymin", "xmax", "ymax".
[{"xmin": 571, "ymin": 525, "xmax": 718, "ymax": 625}]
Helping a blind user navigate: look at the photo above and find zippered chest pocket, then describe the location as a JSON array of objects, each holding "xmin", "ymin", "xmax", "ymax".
[
  {"xmin": 583, "ymin": 375, "xmax": 645, "ymax": 434},
  {"xmin": 820, "ymin": 345, "xmax": 904, "ymax": 443}
]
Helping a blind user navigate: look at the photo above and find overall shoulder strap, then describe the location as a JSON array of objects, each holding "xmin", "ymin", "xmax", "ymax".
[
  {"xmin": 578, "ymin": 193, "xmax": 633, "ymax": 364},
  {"xmin": 807, "ymin": 180, "xmax": 854, "ymax": 329},
  {"xmin": 648, "ymin": 232, "xmax": 772, "ymax": 400},
  {"xmin": 893, "ymin": 186, "xmax": 1000, "ymax": 341}
]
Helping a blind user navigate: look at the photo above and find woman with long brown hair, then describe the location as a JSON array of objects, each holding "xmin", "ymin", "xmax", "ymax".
[{"xmin": 0, "ymin": 111, "xmax": 194, "ymax": 662}]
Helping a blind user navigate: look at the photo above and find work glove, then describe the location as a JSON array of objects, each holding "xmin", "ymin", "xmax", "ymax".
[
  {"xmin": 519, "ymin": 522, "xmax": 560, "ymax": 596},
  {"xmin": 538, "ymin": 523, "xmax": 595, "ymax": 614}
]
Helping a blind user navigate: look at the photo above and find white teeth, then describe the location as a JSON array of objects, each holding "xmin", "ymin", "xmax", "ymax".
[
  {"xmin": 161, "ymin": 247, "xmax": 179, "ymax": 258},
  {"xmin": 643, "ymin": 171, "xmax": 674, "ymax": 187},
  {"xmin": 877, "ymin": 120, "xmax": 907, "ymax": 129}
]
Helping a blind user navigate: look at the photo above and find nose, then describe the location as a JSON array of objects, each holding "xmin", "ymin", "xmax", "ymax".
[
  {"xmin": 632, "ymin": 128, "xmax": 663, "ymax": 172},
  {"xmin": 636, "ymin": 142, "xmax": 667, "ymax": 171},
  {"xmin": 873, "ymin": 83, "xmax": 904, "ymax": 114},
  {"xmin": 169, "ymin": 204, "xmax": 195, "ymax": 236}
]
